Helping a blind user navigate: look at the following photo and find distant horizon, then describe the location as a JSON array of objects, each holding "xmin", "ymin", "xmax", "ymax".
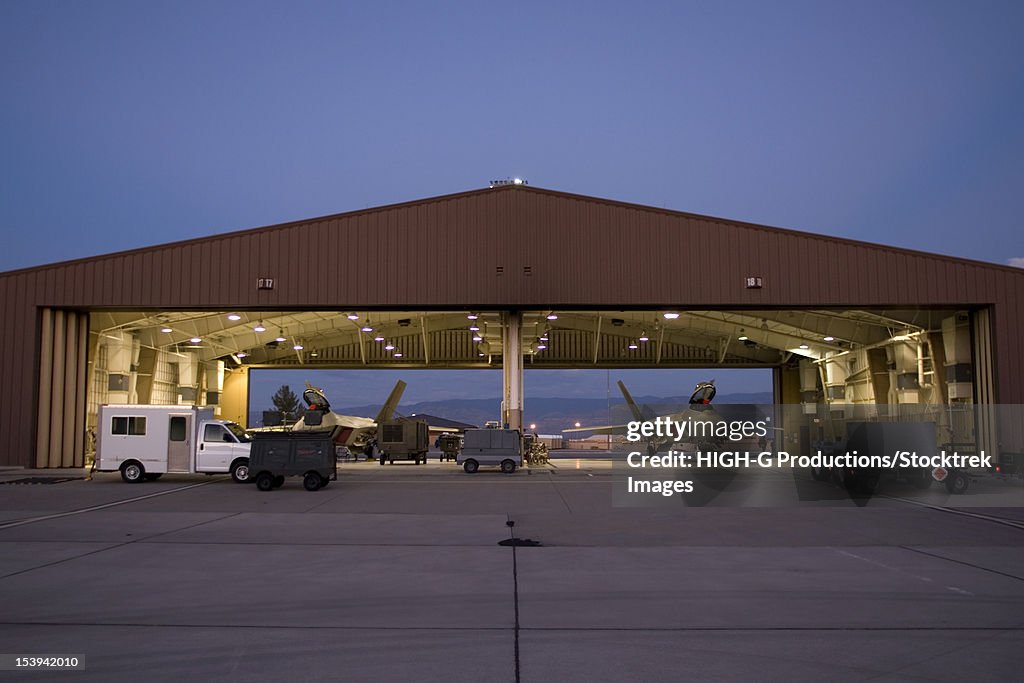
[{"xmin": 247, "ymin": 367, "xmax": 773, "ymax": 413}]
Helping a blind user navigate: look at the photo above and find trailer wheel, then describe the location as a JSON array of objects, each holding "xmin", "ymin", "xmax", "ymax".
[
  {"xmin": 230, "ymin": 459, "xmax": 250, "ymax": 483},
  {"xmin": 463, "ymin": 459, "xmax": 479, "ymax": 474},
  {"xmin": 256, "ymin": 472, "xmax": 275, "ymax": 491},
  {"xmin": 272, "ymin": 476, "xmax": 285, "ymax": 488},
  {"xmin": 946, "ymin": 471, "xmax": 970, "ymax": 495},
  {"xmin": 303, "ymin": 472, "xmax": 322, "ymax": 491},
  {"xmin": 500, "ymin": 459, "xmax": 517, "ymax": 474},
  {"xmin": 144, "ymin": 473, "xmax": 163, "ymax": 481},
  {"xmin": 120, "ymin": 461, "xmax": 145, "ymax": 483}
]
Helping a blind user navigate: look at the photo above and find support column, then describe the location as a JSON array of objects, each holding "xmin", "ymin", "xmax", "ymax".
[{"xmin": 501, "ymin": 311, "xmax": 523, "ymax": 432}]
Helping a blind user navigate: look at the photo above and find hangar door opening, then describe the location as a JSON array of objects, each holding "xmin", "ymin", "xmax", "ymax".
[{"xmin": 35, "ymin": 309, "xmax": 90, "ymax": 468}]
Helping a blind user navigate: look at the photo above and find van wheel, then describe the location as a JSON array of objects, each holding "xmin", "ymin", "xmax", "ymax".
[
  {"xmin": 303, "ymin": 472, "xmax": 322, "ymax": 491},
  {"xmin": 463, "ymin": 459, "xmax": 479, "ymax": 474},
  {"xmin": 501, "ymin": 459, "xmax": 516, "ymax": 474},
  {"xmin": 256, "ymin": 473, "xmax": 275, "ymax": 491},
  {"xmin": 230, "ymin": 459, "xmax": 250, "ymax": 483},
  {"xmin": 121, "ymin": 462, "xmax": 145, "ymax": 483}
]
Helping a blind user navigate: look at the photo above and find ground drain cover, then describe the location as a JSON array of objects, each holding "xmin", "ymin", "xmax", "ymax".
[
  {"xmin": 498, "ymin": 537, "xmax": 543, "ymax": 547},
  {"xmin": 2, "ymin": 477, "xmax": 83, "ymax": 485}
]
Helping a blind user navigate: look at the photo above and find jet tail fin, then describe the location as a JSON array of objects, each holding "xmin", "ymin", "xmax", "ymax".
[
  {"xmin": 374, "ymin": 380, "xmax": 407, "ymax": 423},
  {"xmin": 617, "ymin": 381, "xmax": 646, "ymax": 422}
]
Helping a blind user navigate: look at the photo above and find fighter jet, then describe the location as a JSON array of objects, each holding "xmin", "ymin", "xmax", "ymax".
[
  {"xmin": 564, "ymin": 380, "xmax": 722, "ymax": 455},
  {"xmin": 292, "ymin": 380, "xmax": 406, "ymax": 453}
]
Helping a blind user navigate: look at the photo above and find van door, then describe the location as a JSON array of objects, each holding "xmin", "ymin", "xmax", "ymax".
[
  {"xmin": 197, "ymin": 423, "xmax": 234, "ymax": 473},
  {"xmin": 167, "ymin": 414, "xmax": 192, "ymax": 472}
]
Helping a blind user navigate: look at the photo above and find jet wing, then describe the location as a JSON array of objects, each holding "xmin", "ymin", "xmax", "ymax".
[{"xmin": 562, "ymin": 424, "xmax": 629, "ymax": 435}]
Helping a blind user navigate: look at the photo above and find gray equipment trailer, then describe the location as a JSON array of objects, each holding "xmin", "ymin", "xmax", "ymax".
[
  {"xmin": 249, "ymin": 431, "xmax": 337, "ymax": 491},
  {"xmin": 458, "ymin": 429, "xmax": 522, "ymax": 473}
]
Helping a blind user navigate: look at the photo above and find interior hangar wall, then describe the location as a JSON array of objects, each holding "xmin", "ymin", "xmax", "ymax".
[{"xmin": 1, "ymin": 187, "xmax": 1023, "ymax": 467}]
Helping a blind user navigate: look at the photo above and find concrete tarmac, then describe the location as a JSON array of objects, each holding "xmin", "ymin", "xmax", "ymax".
[{"xmin": 0, "ymin": 459, "xmax": 1022, "ymax": 682}]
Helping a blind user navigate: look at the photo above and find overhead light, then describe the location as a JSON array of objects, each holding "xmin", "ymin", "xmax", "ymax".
[
  {"xmin": 536, "ymin": 344, "xmax": 547, "ymax": 350},
  {"xmin": 310, "ymin": 350, "xmax": 318, "ymax": 357},
  {"xmin": 639, "ymin": 331, "xmax": 649, "ymax": 342},
  {"xmin": 473, "ymin": 335, "xmax": 483, "ymax": 342},
  {"xmin": 540, "ymin": 335, "xmax": 548, "ymax": 342},
  {"xmin": 276, "ymin": 330, "xmax": 287, "ymax": 342},
  {"xmin": 467, "ymin": 313, "xmax": 479, "ymax": 320},
  {"xmin": 347, "ymin": 313, "xmax": 359, "ymax": 320},
  {"xmin": 546, "ymin": 313, "xmax": 558, "ymax": 320},
  {"xmin": 190, "ymin": 337, "xmax": 202, "ymax": 344},
  {"xmin": 738, "ymin": 329, "xmax": 749, "ymax": 341},
  {"xmin": 160, "ymin": 327, "xmax": 172, "ymax": 333},
  {"xmin": 663, "ymin": 312, "xmax": 680, "ymax": 319},
  {"xmin": 254, "ymin": 322, "xmax": 266, "ymax": 333},
  {"xmin": 374, "ymin": 334, "xmax": 385, "ymax": 342},
  {"xmin": 361, "ymin": 324, "xmax": 373, "ymax": 333},
  {"xmin": 384, "ymin": 344, "xmax": 395, "ymax": 350},
  {"xmin": 628, "ymin": 342, "xmax": 639, "ymax": 350},
  {"xmin": 236, "ymin": 351, "xmax": 247, "ymax": 358},
  {"xmin": 479, "ymin": 353, "xmax": 486, "ymax": 357},
  {"xmin": 227, "ymin": 314, "xmax": 241, "ymax": 321},
  {"xmin": 469, "ymin": 325, "xmax": 480, "ymax": 331},
  {"xmin": 393, "ymin": 352, "xmax": 403, "ymax": 358},
  {"xmin": 799, "ymin": 344, "xmax": 810, "ymax": 350},
  {"xmin": 823, "ymin": 336, "xmax": 835, "ymax": 342},
  {"xmin": 293, "ymin": 344, "xmax": 304, "ymax": 351}
]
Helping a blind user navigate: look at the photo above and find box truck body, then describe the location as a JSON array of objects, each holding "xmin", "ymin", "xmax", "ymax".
[{"xmin": 95, "ymin": 405, "xmax": 251, "ymax": 482}]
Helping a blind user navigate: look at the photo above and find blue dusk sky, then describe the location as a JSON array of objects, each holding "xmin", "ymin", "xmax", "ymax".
[{"xmin": 2, "ymin": 1, "xmax": 1022, "ymax": 400}]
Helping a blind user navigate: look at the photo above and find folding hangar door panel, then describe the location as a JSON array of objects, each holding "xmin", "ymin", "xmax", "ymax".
[{"xmin": 35, "ymin": 308, "xmax": 90, "ymax": 468}]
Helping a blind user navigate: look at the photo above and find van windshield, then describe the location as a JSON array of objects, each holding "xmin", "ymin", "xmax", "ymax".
[{"xmin": 225, "ymin": 422, "xmax": 251, "ymax": 443}]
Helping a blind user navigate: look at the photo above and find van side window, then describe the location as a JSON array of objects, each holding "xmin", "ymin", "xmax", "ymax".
[
  {"xmin": 169, "ymin": 416, "xmax": 187, "ymax": 442},
  {"xmin": 204, "ymin": 424, "xmax": 234, "ymax": 443},
  {"xmin": 112, "ymin": 416, "xmax": 147, "ymax": 436}
]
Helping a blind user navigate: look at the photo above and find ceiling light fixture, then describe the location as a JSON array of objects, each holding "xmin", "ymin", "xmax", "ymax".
[
  {"xmin": 823, "ymin": 336, "xmax": 835, "ymax": 342},
  {"xmin": 160, "ymin": 327, "xmax": 172, "ymax": 333},
  {"xmin": 628, "ymin": 342, "xmax": 639, "ymax": 349},
  {"xmin": 799, "ymin": 344, "xmax": 810, "ymax": 350},
  {"xmin": 361, "ymin": 323, "xmax": 373, "ymax": 333},
  {"xmin": 546, "ymin": 313, "xmax": 558, "ymax": 320},
  {"xmin": 347, "ymin": 313, "xmax": 359, "ymax": 320},
  {"xmin": 227, "ymin": 314, "xmax": 241, "ymax": 321},
  {"xmin": 254, "ymin": 322, "xmax": 266, "ymax": 333},
  {"xmin": 190, "ymin": 337, "xmax": 202, "ymax": 344},
  {"xmin": 393, "ymin": 352, "xmax": 403, "ymax": 358},
  {"xmin": 473, "ymin": 335, "xmax": 483, "ymax": 342},
  {"xmin": 469, "ymin": 325, "xmax": 480, "ymax": 331},
  {"xmin": 384, "ymin": 344, "xmax": 395, "ymax": 350},
  {"xmin": 374, "ymin": 334, "xmax": 385, "ymax": 342},
  {"xmin": 467, "ymin": 313, "xmax": 479, "ymax": 320},
  {"xmin": 292, "ymin": 343, "xmax": 303, "ymax": 351},
  {"xmin": 663, "ymin": 312, "xmax": 680, "ymax": 320},
  {"xmin": 236, "ymin": 351, "xmax": 247, "ymax": 358},
  {"xmin": 639, "ymin": 331, "xmax": 649, "ymax": 342},
  {"xmin": 276, "ymin": 330, "xmax": 286, "ymax": 342},
  {"xmin": 738, "ymin": 329, "xmax": 749, "ymax": 341}
]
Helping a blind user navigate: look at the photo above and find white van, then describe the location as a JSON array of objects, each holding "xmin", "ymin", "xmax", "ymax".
[{"xmin": 94, "ymin": 405, "xmax": 251, "ymax": 483}]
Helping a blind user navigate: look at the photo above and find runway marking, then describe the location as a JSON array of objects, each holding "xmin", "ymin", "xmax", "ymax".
[
  {"xmin": 836, "ymin": 549, "xmax": 934, "ymax": 583},
  {"xmin": 0, "ymin": 479, "xmax": 224, "ymax": 531},
  {"xmin": 882, "ymin": 495, "xmax": 1024, "ymax": 530}
]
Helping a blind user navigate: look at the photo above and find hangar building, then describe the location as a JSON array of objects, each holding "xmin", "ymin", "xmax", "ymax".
[{"xmin": 1, "ymin": 185, "xmax": 1022, "ymax": 469}]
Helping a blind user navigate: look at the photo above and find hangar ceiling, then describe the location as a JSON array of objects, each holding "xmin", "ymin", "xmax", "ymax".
[{"xmin": 89, "ymin": 307, "xmax": 960, "ymax": 369}]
